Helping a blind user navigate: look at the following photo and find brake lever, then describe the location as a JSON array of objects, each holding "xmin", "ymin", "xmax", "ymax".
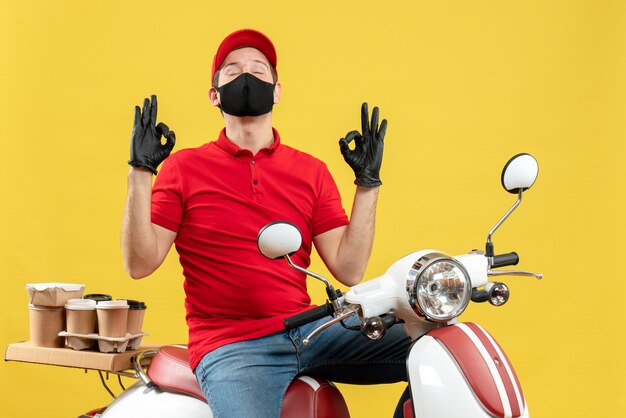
[
  {"xmin": 303, "ymin": 305, "xmax": 359, "ymax": 346},
  {"xmin": 488, "ymin": 269, "xmax": 543, "ymax": 280}
]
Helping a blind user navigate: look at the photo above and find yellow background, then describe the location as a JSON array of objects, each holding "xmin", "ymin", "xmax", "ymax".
[{"xmin": 1, "ymin": 1, "xmax": 624, "ymax": 417}]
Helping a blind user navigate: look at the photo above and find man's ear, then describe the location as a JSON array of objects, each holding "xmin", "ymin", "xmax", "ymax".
[
  {"xmin": 273, "ymin": 82, "xmax": 282, "ymax": 104},
  {"xmin": 209, "ymin": 87, "xmax": 220, "ymax": 107}
]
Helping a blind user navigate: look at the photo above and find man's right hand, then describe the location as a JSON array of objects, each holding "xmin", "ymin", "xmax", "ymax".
[{"xmin": 128, "ymin": 95, "xmax": 176, "ymax": 175}]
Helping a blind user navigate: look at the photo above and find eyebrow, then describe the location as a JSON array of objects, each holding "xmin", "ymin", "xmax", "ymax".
[{"xmin": 223, "ymin": 59, "xmax": 270, "ymax": 70}]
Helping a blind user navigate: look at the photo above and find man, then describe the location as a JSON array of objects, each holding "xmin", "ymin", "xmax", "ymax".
[{"xmin": 122, "ymin": 29, "xmax": 410, "ymax": 417}]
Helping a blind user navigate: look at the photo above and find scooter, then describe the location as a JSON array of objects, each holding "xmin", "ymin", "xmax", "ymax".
[{"xmin": 83, "ymin": 153, "xmax": 541, "ymax": 418}]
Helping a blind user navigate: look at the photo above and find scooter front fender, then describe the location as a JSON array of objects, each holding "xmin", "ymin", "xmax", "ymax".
[
  {"xmin": 407, "ymin": 322, "xmax": 528, "ymax": 418},
  {"xmin": 100, "ymin": 381, "xmax": 212, "ymax": 418}
]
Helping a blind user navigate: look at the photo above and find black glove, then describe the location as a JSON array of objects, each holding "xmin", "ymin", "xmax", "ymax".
[
  {"xmin": 338, "ymin": 102, "xmax": 387, "ymax": 187},
  {"xmin": 128, "ymin": 95, "xmax": 176, "ymax": 175}
]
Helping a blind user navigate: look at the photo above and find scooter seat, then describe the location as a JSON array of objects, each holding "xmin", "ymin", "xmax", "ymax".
[
  {"xmin": 281, "ymin": 375, "xmax": 351, "ymax": 418},
  {"xmin": 147, "ymin": 345, "xmax": 350, "ymax": 418},
  {"xmin": 148, "ymin": 345, "xmax": 206, "ymax": 401}
]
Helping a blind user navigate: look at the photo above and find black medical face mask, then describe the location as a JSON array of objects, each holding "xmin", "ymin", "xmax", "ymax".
[{"xmin": 216, "ymin": 73, "xmax": 276, "ymax": 117}]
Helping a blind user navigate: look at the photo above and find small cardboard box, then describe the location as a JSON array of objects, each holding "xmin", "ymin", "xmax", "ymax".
[
  {"xmin": 26, "ymin": 283, "xmax": 86, "ymax": 307},
  {"xmin": 5, "ymin": 341, "xmax": 162, "ymax": 372}
]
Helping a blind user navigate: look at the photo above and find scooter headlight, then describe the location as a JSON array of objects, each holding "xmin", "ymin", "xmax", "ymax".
[{"xmin": 407, "ymin": 252, "xmax": 471, "ymax": 322}]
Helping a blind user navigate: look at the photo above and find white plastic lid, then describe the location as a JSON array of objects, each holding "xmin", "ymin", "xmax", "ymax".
[
  {"xmin": 65, "ymin": 298, "xmax": 97, "ymax": 310},
  {"xmin": 96, "ymin": 300, "xmax": 129, "ymax": 309}
]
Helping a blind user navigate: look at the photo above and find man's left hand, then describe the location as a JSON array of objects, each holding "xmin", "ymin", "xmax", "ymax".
[{"xmin": 338, "ymin": 102, "xmax": 387, "ymax": 188}]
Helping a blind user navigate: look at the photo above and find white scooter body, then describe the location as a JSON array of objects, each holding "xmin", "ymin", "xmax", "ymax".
[
  {"xmin": 99, "ymin": 381, "xmax": 212, "ymax": 418},
  {"xmin": 345, "ymin": 251, "xmax": 528, "ymax": 418}
]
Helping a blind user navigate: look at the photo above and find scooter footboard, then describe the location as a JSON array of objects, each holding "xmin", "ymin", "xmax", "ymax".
[{"xmin": 407, "ymin": 322, "xmax": 528, "ymax": 418}]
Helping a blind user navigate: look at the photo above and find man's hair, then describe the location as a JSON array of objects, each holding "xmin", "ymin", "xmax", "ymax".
[{"xmin": 212, "ymin": 65, "xmax": 277, "ymax": 88}]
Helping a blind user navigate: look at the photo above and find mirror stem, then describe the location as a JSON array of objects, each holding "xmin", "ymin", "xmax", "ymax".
[
  {"xmin": 284, "ymin": 255, "xmax": 331, "ymax": 287},
  {"xmin": 284, "ymin": 255, "xmax": 340, "ymax": 305},
  {"xmin": 486, "ymin": 189, "xmax": 523, "ymax": 258}
]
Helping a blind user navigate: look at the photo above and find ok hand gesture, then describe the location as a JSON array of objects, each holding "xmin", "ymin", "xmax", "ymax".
[
  {"xmin": 338, "ymin": 103, "xmax": 387, "ymax": 188},
  {"xmin": 128, "ymin": 95, "xmax": 176, "ymax": 175}
]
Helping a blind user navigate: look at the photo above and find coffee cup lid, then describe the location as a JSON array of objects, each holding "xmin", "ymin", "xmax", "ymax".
[
  {"xmin": 65, "ymin": 298, "xmax": 97, "ymax": 310},
  {"xmin": 96, "ymin": 300, "xmax": 129, "ymax": 309},
  {"xmin": 126, "ymin": 299, "xmax": 147, "ymax": 310},
  {"xmin": 83, "ymin": 293, "xmax": 113, "ymax": 302}
]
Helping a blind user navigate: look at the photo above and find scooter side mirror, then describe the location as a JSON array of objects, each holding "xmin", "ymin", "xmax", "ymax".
[
  {"xmin": 486, "ymin": 153, "xmax": 540, "ymax": 258},
  {"xmin": 501, "ymin": 153, "xmax": 539, "ymax": 194},
  {"xmin": 257, "ymin": 222, "xmax": 303, "ymax": 259}
]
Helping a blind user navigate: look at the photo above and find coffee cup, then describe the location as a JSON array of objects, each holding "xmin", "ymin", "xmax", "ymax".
[
  {"xmin": 125, "ymin": 300, "xmax": 147, "ymax": 335},
  {"xmin": 29, "ymin": 304, "xmax": 65, "ymax": 348},
  {"xmin": 65, "ymin": 299, "xmax": 97, "ymax": 350},
  {"xmin": 96, "ymin": 300, "xmax": 129, "ymax": 338},
  {"xmin": 65, "ymin": 298, "xmax": 97, "ymax": 333},
  {"xmin": 83, "ymin": 294, "xmax": 112, "ymax": 332}
]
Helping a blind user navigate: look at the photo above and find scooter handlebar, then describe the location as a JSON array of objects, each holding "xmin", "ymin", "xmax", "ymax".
[
  {"xmin": 492, "ymin": 252, "xmax": 519, "ymax": 268},
  {"xmin": 283, "ymin": 303, "xmax": 334, "ymax": 330}
]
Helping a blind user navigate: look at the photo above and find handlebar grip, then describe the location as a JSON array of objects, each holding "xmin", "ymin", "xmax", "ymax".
[
  {"xmin": 283, "ymin": 304, "xmax": 333, "ymax": 330},
  {"xmin": 492, "ymin": 252, "xmax": 519, "ymax": 268}
]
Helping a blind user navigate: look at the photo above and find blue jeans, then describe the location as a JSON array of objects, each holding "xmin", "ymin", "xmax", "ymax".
[{"xmin": 194, "ymin": 316, "xmax": 412, "ymax": 418}]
